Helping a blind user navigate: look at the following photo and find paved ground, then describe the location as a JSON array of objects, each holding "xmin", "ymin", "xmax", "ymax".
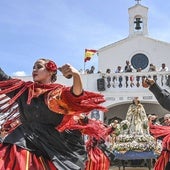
[
  {"xmin": 109, "ymin": 167, "xmax": 153, "ymax": 170},
  {"xmin": 109, "ymin": 158, "xmax": 155, "ymax": 170},
  {"xmin": 109, "ymin": 160, "xmax": 154, "ymax": 170}
]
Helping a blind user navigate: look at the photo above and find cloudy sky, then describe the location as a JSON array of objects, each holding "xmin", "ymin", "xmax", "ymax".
[{"xmin": 0, "ymin": 0, "xmax": 170, "ymax": 76}]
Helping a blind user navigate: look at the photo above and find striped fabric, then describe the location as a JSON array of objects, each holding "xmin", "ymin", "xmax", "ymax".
[
  {"xmin": 85, "ymin": 147, "xmax": 110, "ymax": 170},
  {"xmin": 0, "ymin": 144, "xmax": 57, "ymax": 170}
]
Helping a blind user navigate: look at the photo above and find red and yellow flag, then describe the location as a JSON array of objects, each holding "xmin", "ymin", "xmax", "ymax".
[{"xmin": 84, "ymin": 49, "xmax": 97, "ymax": 62}]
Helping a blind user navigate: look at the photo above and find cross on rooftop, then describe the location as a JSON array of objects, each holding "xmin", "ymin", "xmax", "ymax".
[{"xmin": 135, "ymin": 0, "xmax": 141, "ymax": 4}]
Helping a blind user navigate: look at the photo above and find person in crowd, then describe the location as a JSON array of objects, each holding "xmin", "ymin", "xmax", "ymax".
[
  {"xmin": 159, "ymin": 63, "xmax": 168, "ymax": 72},
  {"xmin": 106, "ymin": 68, "xmax": 111, "ymax": 74},
  {"xmin": 148, "ymin": 63, "xmax": 157, "ymax": 72},
  {"xmin": 106, "ymin": 68, "xmax": 111, "ymax": 88},
  {"xmin": 0, "ymin": 58, "xmax": 108, "ymax": 170},
  {"xmin": 136, "ymin": 67, "xmax": 142, "ymax": 87},
  {"xmin": 159, "ymin": 63, "xmax": 169, "ymax": 86},
  {"xmin": 148, "ymin": 114, "xmax": 160, "ymax": 125},
  {"xmin": 85, "ymin": 68, "xmax": 90, "ymax": 74},
  {"xmin": 124, "ymin": 60, "xmax": 133, "ymax": 73},
  {"xmin": 163, "ymin": 114, "xmax": 170, "ymax": 126},
  {"xmin": 148, "ymin": 63, "xmax": 157, "ymax": 82},
  {"xmin": 143, "ymin": 78, "xmax": 170, "ymax": 170},
  {"xmin": 125, "ymin": 97, "xmax": 149, "ymax": 134},
  {"xmin": 115, "ymin": 66, "xmax": 123, "ymax": 88},
  {"xmin": 115, "ymin": 65, "xmax": 123, "ymax": 73},
  {"xmin": 106, "ymin": 68, "xmax": 116, "ymax": 88},
  {"xmin": 124, "ymin": 60, "xmax": 133, "ymax": 87},
  {"xmin": 89, "ymin": 66, "xmax": 95, "ymax": 74}
]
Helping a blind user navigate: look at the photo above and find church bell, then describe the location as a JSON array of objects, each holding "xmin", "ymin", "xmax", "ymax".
[{"xmin": 134, "ymin": 18, "xmax": 142, "ymax": 30}]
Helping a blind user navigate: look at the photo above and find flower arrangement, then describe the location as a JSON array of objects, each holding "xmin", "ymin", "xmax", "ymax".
[
  {"xmin": 120, "ymin": 120, "xmax": 130, "ymax": 130},
  {"xmin": 112, "ymin": 133, "xmax": 157, "ymax": 152},
  {"xmin": 136, "ymin": 134, "xmax": 154, "ymax": 142},
  {"xmin": 117, "ymin": 134, "xmax": 134, "ymax": 142},
  {"xmin": 45, "ymin": 60, "xmax": 57, "ymax": 72},
  {"xmin": 110, "ymin": 118, "xmax": 158, "ymax": 153}
]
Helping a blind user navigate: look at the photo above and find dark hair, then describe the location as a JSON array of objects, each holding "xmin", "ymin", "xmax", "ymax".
[
  {"xmin": 36, "ymin": 58, "xmax": 57, "ymax": 82},
  {"xmin": 106, "ymin": 68, "xmax": 111, "ymax": 73}
]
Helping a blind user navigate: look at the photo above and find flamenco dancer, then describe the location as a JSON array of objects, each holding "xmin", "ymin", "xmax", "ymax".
[{"xmin": 0, "ymin": 58, "xmax": 112, "ymax": 170}]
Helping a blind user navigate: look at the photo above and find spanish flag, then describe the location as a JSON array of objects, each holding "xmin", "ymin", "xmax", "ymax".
[{"xmin": 84, "ymin": 49, "xmax": 97, "ymax": 62}]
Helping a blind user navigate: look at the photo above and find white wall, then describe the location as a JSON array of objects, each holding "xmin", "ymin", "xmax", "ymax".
[{"xmin": 98, "ymin": 36, "xmax": 170, "ymax": 73}]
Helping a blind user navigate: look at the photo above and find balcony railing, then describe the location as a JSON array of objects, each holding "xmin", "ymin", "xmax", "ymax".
[{"xmin": 99, "ymin": 71, "xmax": 170, "ymax": 91}]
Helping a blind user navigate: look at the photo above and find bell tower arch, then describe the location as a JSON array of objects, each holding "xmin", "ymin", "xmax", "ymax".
[{"xmin": 128, "ymin": 0, "xmax": 148, "ymax": 37}]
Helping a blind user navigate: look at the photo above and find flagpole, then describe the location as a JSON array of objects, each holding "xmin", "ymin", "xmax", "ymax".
[
  {"xmin": 84, "ymin": 49, "xmax": 86, "ymax": 74},
  {"xmin": 84, "ymin": 61, "xmax": 85, "ymax": 73}
]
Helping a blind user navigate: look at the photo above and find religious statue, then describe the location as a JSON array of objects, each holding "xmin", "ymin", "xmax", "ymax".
[
  {"xmin": 111, "ymin": 97, "xmax": 156, "ymax": 152},
  {"xmin": 125, "ymin": 97, "xmax": 149, "ymax": 135}
]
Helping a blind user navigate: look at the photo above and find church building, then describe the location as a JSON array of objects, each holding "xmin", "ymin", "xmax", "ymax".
[
  {"xmin": 95, "ymin": 0, "xmax": 170, "ymax": 124},
  {"xmin": 98, "ymin": 1, "xmax": 170, "ymax": 74}
]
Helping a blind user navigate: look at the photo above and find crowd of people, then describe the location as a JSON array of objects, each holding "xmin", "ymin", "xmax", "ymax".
[
  {"xmin": 104, "ymin": 61, "xmax": 168, "ymax": 74},
  {"xmin": 103, "ymin": 61, "xmax": 170, "ymax": 88}
]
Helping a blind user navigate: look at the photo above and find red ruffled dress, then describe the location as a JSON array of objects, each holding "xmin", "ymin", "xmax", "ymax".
[{"xmin": 149, "ymin": 123, "xmax": 170, "ymax": 170}]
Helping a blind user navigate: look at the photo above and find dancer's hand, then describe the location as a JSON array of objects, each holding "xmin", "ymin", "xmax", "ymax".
[
  {"xmin": 58, "ymin": 64, "xmax": 79, "ymax": 79},
  {"xmin": 142, "ymin": 78, "xmax": 155, "ymax": 88}
]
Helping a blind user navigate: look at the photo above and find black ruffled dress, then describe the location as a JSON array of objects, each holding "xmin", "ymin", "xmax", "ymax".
[{"xmin": 0, "ymin": 68, "xmax": 104, "ymax": 170}]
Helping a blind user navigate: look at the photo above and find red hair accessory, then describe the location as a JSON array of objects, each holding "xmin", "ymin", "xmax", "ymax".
[{"xmin": 45, "ymin": 60, "xmax": 57, "ymax": 72}]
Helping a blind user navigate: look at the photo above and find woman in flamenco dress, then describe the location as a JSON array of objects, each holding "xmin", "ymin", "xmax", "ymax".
[{"xmin": 0, "ymin": 58, "xmax": 110, "ymax": 170}]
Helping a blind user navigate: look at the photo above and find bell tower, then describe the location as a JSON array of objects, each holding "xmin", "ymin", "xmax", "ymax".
[{"xmin": 128, "ymin": 0, "xmax": 148, "ymax": 37}]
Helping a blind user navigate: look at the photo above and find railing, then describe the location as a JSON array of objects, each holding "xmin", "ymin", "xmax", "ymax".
[{"xmin": 99, "ymin": 71, "xmax": 170, "ymax": 91}]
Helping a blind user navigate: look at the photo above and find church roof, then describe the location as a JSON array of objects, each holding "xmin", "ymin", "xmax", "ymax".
[
  {"xmin": 128, "ymin": 3, "xmax": 148, "ymax": 11},
  {"xmin": 98, "ymin": 35, "xmax": 170, "ymax": 52}
]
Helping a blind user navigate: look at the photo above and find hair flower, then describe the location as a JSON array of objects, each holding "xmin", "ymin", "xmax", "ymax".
[{"xmin": 45, "ymin": 60, "xmax": 57, "ymax": 72}]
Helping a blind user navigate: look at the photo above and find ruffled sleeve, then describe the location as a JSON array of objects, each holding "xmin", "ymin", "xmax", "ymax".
[
  {"xmin": 56, "ymin": 115, "xmax": 113, "ymax": 140},
  {"xmin": 46, "ymin": 86, "xmax": 107, "ymax": 115}
]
